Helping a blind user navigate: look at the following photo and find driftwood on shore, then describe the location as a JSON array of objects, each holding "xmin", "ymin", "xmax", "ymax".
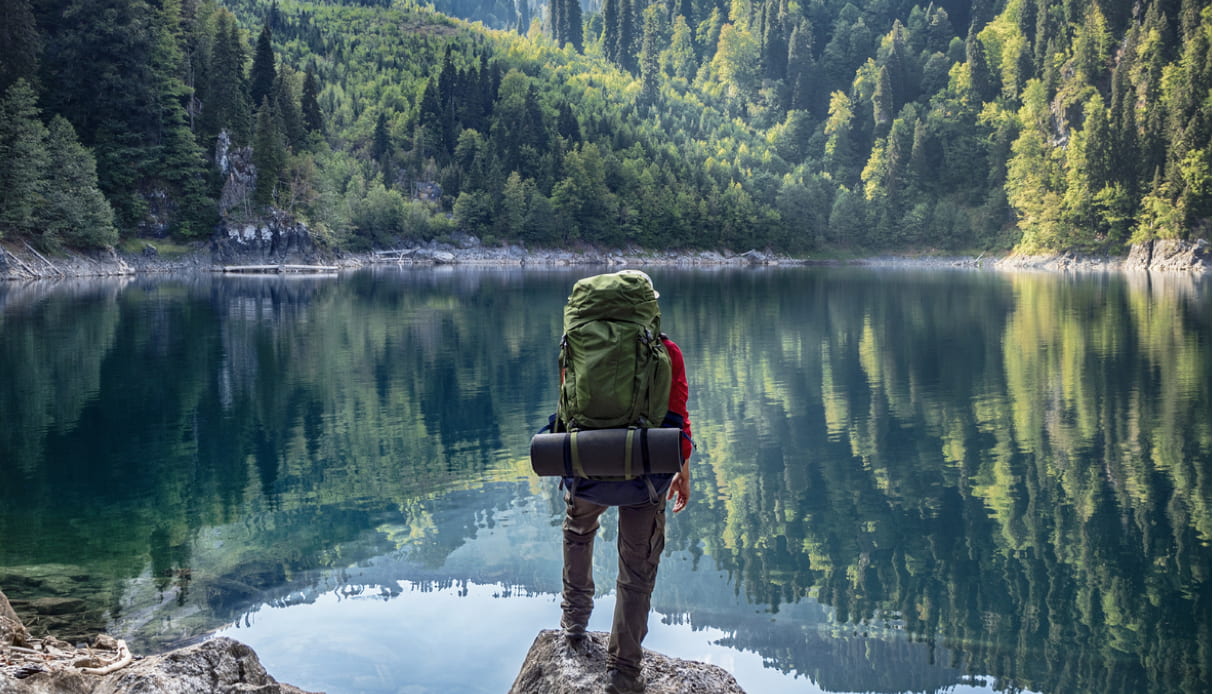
[{"xmin": 220, "ymin": 264, "xmax": 339, "ymax": 274}]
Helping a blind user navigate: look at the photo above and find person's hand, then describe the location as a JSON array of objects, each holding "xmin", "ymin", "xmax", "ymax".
[{"xmin": 668, "ymin": 460, "xmax": 691, "ymax": 513}]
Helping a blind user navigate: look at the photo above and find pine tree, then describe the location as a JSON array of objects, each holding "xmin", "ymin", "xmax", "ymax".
[
  {"xmin": 565, "ymin": 0, "xmax": 584, "ymax": 52},
  {"xmin": 556, "ymin": 101, "xmax": 581, "ymax": 141},
  {"xmin": 872, "ymin": 64, "xmax": 894, "ymax": 135},
  {"xmin": 43, "ymin": 115, "xmax": 118, "ymax": 248},
  {"xmin": 548, "ymin": 0, "xmax": 565, "ymax": 45},
  {"xmin": 880, "ymin": 20, "xmax": 911, "ymax": 107},
  {"xmin": 201, "ymin": 11, "xmax": 253, "ymax": 145},
  {"xmin": 152, "ymin": 0, "xmax": 215, "ymax": 237},
  {"xmin": 0, "ymin": 79, "xmax": 48, "ymax": 238},
  {"xmin": 515, "ymin": 0, "xmax": 531, "ymax": 34},
  {"xmin": 823, "ymin": 89, "xmax": 854, "ymax": 180},
  {"xmin": 372, "ymin": 110, "xmax": 391, "ymax": 183},
  {"xmin": 500, "ymin": 170, "xmax": 527, "ymax": 237},
  {"xmin": 616, "ymin": 0, "xmax": 636, "ymax": 71},
  {"xmin": 273, "ymin": 68, "xmax": 305, "ymax": 150},
  {"xmin": 787, "ymin": 18, "xmax": 816, "ymax": 112},
  {"xmin": 760, "ymin": 0, "xmax": 787, "ymax": 80},
  {"xmin": 301, "ymin": 69, "xmax": 324, "ymax": 135},
  {"xmin": 253, "ymin": 97, "xmax": 287, "ymax": 207},
  {"xmin": 603, "ymin": 0, "xmax": 621, "ymax": 65},
  {"xmin": 965, "ymin": 23, "xmax": 996, "ymax": 102},
  {"xmin": 908, "ymin": 118, "xmax": 930, "ymax": 192},
  {"xmin": 661, "ymin": 15, "xmax": 697, "ymax": 82},
  {"xmin": 639, "ymin": 4, "xmax": 662, "ymax": 105},
  {"xmin": 0, "ymin": 0, "xmax": 40, "ymax": 93},
  {"xmin": 250, "ymin": 25, "xmax": 277, "ymax": 114}
]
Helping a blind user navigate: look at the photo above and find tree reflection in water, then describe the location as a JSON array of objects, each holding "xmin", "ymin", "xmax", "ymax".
[{"xmin": 0, "ymin": 268, "xmax": 1208, "ymax": 694}]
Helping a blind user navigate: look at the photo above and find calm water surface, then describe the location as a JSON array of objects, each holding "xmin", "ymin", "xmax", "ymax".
[{"xmin": 0, "ymin": 267, "xmax": 1209, "ymax": 694}]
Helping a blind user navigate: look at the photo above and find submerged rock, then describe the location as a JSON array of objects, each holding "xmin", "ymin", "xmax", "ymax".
[
  {"xmin": 0, "ymin": 589, "xmax": 317, "ymax": 694},
  {"xmin": 508, "ymin": 629, "xmax": 747, "ymax": 694}
]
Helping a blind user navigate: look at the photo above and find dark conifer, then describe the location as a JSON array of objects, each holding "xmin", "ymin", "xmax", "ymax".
[
  {"xmin": 252, "ymin": 96, "xmax": 287, "ymax": 207},
  {"xmin": 639, "ymin": 4, "xmax": 661, "ymax": 105},
  {"xmin": 0, "ymin": 79, "xmax": 48, "ymax": 238},
  {"xmin": 301, "ymin": 69, "xmax": 324, "ymax": 134},
  {"xmin": 44, "ymin": 116, "xmax": 118, "ymax": 247},
  {"xmin": 372, "ymin": 111, "xmax": 390, "ymax": 163},
  {"xmin": 566, "ymin": 0, "xmax": 583, "ymax": 52},
  {"xmin": 548, "ymin": 0, "xmax": 565, "ymax": 45},
  {"xmin": 273, "ymin": 70, "xmax": 305, "ymax": 149},
  {"xmin": 250, "ymin": 25, "xmax": 277, "ymax": 116},
  {"xmin": 602, "ymin": 0, "xmax": 621, "ymax": 65},
  {"xmin": 0, "ymin": 0, "xmax": 41, "ymax": 93},
  {"xmin": 964, "ymin": 23, "xmax": 996, "ymax": 102},
  {"xmin": 787, "ymin": 19, "xmax": 816, "ymax": 112},
  {"xmin": 616, "ymin": 0, "xmax": 635, "ymax": 71},
  {"xmin": 202, "ymin": 11, "xmax": 253, "ymax": 145}
]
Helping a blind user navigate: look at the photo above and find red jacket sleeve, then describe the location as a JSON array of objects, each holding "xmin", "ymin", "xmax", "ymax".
[{"xmin": 663, "ymin": 337, "xmax": 693, "ymax": 460}]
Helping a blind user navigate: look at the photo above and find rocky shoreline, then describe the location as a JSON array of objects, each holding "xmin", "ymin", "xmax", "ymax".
[
  {"xmin": 0, "ymin": 588, "xmax": 317, "ymax": 694},
  {"xmin": 1, "ymin": 228, "xmax": 1209, "ymax": 281},
  {"xmin": 1, "ymin": 587, "xmax": 749, "ymax": 694}
]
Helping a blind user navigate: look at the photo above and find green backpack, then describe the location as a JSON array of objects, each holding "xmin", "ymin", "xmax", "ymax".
[{"xmin": 557, "ymin": 271, "xmax": 672, "ymax": 432}]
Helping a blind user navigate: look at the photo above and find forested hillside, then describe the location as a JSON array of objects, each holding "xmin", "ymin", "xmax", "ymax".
[{"xmin": 0, "ymin": 0, "xmax": 1209, "ymax": 255}]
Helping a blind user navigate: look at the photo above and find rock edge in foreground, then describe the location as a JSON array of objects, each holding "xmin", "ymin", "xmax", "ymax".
[
  {"xmin": 0, "ymin": 589, "xmax": 318, "ymax": 694},
  {"xmin": 508, "ymin": 629, "xmax": 747, "ymax": 694}
]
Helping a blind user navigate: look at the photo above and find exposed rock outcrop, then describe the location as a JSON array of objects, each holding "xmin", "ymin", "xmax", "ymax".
[
  {"xmin": 212, "ymin": 211, "xmax": 323, "ymax": 266},
  {"xmin": 1124, "ymin": 238, "xmax": 1211, "ymax": 272},
  {"xmin": 508, "ymin": 630, "xmax": 747, "ymax": 694},
  {"xmin": 0, "ymin": 589, "xmax": 316, "ymax": 694}
]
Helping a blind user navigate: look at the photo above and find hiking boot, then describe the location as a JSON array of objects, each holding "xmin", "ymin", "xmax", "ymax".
[
  {"xmin": 605, "ymin": 668, "xmax": 645, "ymax": 693},
  {"xmin": 561, "ymin": 629, "xmax": 590, "ymax": 656}
]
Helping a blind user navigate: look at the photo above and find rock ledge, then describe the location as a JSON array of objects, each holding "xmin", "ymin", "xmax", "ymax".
[{"xmin": 508, "ymin": 629, "xmax": 747, "ymax": 694}]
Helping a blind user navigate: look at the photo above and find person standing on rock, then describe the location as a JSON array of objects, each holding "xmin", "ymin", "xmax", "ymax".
[{"xmin": 550, "ymin": 270, "xmax": 694, "ymax": 694}]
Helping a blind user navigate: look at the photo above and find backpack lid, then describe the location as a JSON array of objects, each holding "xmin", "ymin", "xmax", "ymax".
[{"xmin": 565, "ymin": 271, "xmax": 660, "ymax": 329}]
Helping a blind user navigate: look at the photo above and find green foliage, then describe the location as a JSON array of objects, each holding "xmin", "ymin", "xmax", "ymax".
[
  {"xmin": 8, "ymin": 0, "xmax": 1208, "ymax": 253},
  {"xmin": 0, "ymin": 0, "xmax": 40, "ymax": 93},
  {"xmin": 250, "ymin": 24, "xmax": 277, "ymax": 111},
  {"xmin": 0, "ymin": 80, "xmax": 115, "ymax": 248},
  {"xmin": 253, "ymin": 97, "xmax": 288, "ymax": 207},
  {"xmin": 0, "ymin": 79, "xmax": 48, "ymax": 238},
  {"xmin": 43, "ymin": 116, "xmax": 119, "ymax": 247}
]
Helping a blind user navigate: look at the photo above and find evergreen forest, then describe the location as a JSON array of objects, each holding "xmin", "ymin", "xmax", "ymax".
[{"xmin": 0, "ymin": 0, "xmax": 1209, "ymax": 255}]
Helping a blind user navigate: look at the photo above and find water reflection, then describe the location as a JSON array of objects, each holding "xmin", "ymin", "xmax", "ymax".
[{"xmin": 0, "ymin": 267, "xmax": 1208, "ymax": 694}]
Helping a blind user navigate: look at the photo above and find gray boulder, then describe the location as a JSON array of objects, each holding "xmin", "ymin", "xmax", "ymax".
[
  {"xmin": 508, "ymin": 630, "xmax": 747, "ymax": 694},
  {"xmin": 741, "ymin": 249, "xmax": 768, "ymax": 265}
]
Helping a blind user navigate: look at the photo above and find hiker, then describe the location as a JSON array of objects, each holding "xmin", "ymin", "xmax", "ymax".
[{"xmin": 555, "ymin": 270, "xmax": 693, "ymax": 694}]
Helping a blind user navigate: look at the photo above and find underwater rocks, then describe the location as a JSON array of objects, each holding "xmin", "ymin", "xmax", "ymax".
[
  {"xmin": 0, "ymin": 589, "xmax": 316, "ymax": 694},
  {"xmin": 508, "ymin": 629, "xmax": 747, "ymax": 694},
  {"xmin": 0, "ymin": 567, "xmax": 109, "ymax": 647}
]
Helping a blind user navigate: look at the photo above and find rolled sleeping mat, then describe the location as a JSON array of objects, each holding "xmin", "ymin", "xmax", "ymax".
[{"xmin": 530, "ymin": 427, "xmax": 683, "ymax": 478}]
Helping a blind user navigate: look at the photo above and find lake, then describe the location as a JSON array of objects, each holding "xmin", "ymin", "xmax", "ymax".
[{"xmin": 0, "ymin": 266, "xmax": 1209, "ymax": 694}]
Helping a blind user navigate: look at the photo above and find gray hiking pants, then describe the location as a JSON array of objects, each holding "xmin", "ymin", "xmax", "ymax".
[{"xmin": 560, "ymin": 493, "xmax": 667, "ymax": 678}]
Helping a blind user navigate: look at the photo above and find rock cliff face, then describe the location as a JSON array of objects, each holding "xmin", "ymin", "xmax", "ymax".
[
  {"xmin": 1124, "ymin": 239, "xmax": 1211, "ymax": 271},
  {"xmin": 211, "ymin": 211, "xmax": 322, "ymax": 265},
  {"xmin": 996, "ymin": 239, "xmax": 1211, "ymax": 272},
  {"xmin": 508, "ymin": 630, "xmax": 747, "ymax": 694},
  {"xmin": 0, "ymin": 589, "xmax": 315, "ymax": 694},
  {"xmin": 209, "ymin": 128, "xmax": 323, "ymax": 266}
]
